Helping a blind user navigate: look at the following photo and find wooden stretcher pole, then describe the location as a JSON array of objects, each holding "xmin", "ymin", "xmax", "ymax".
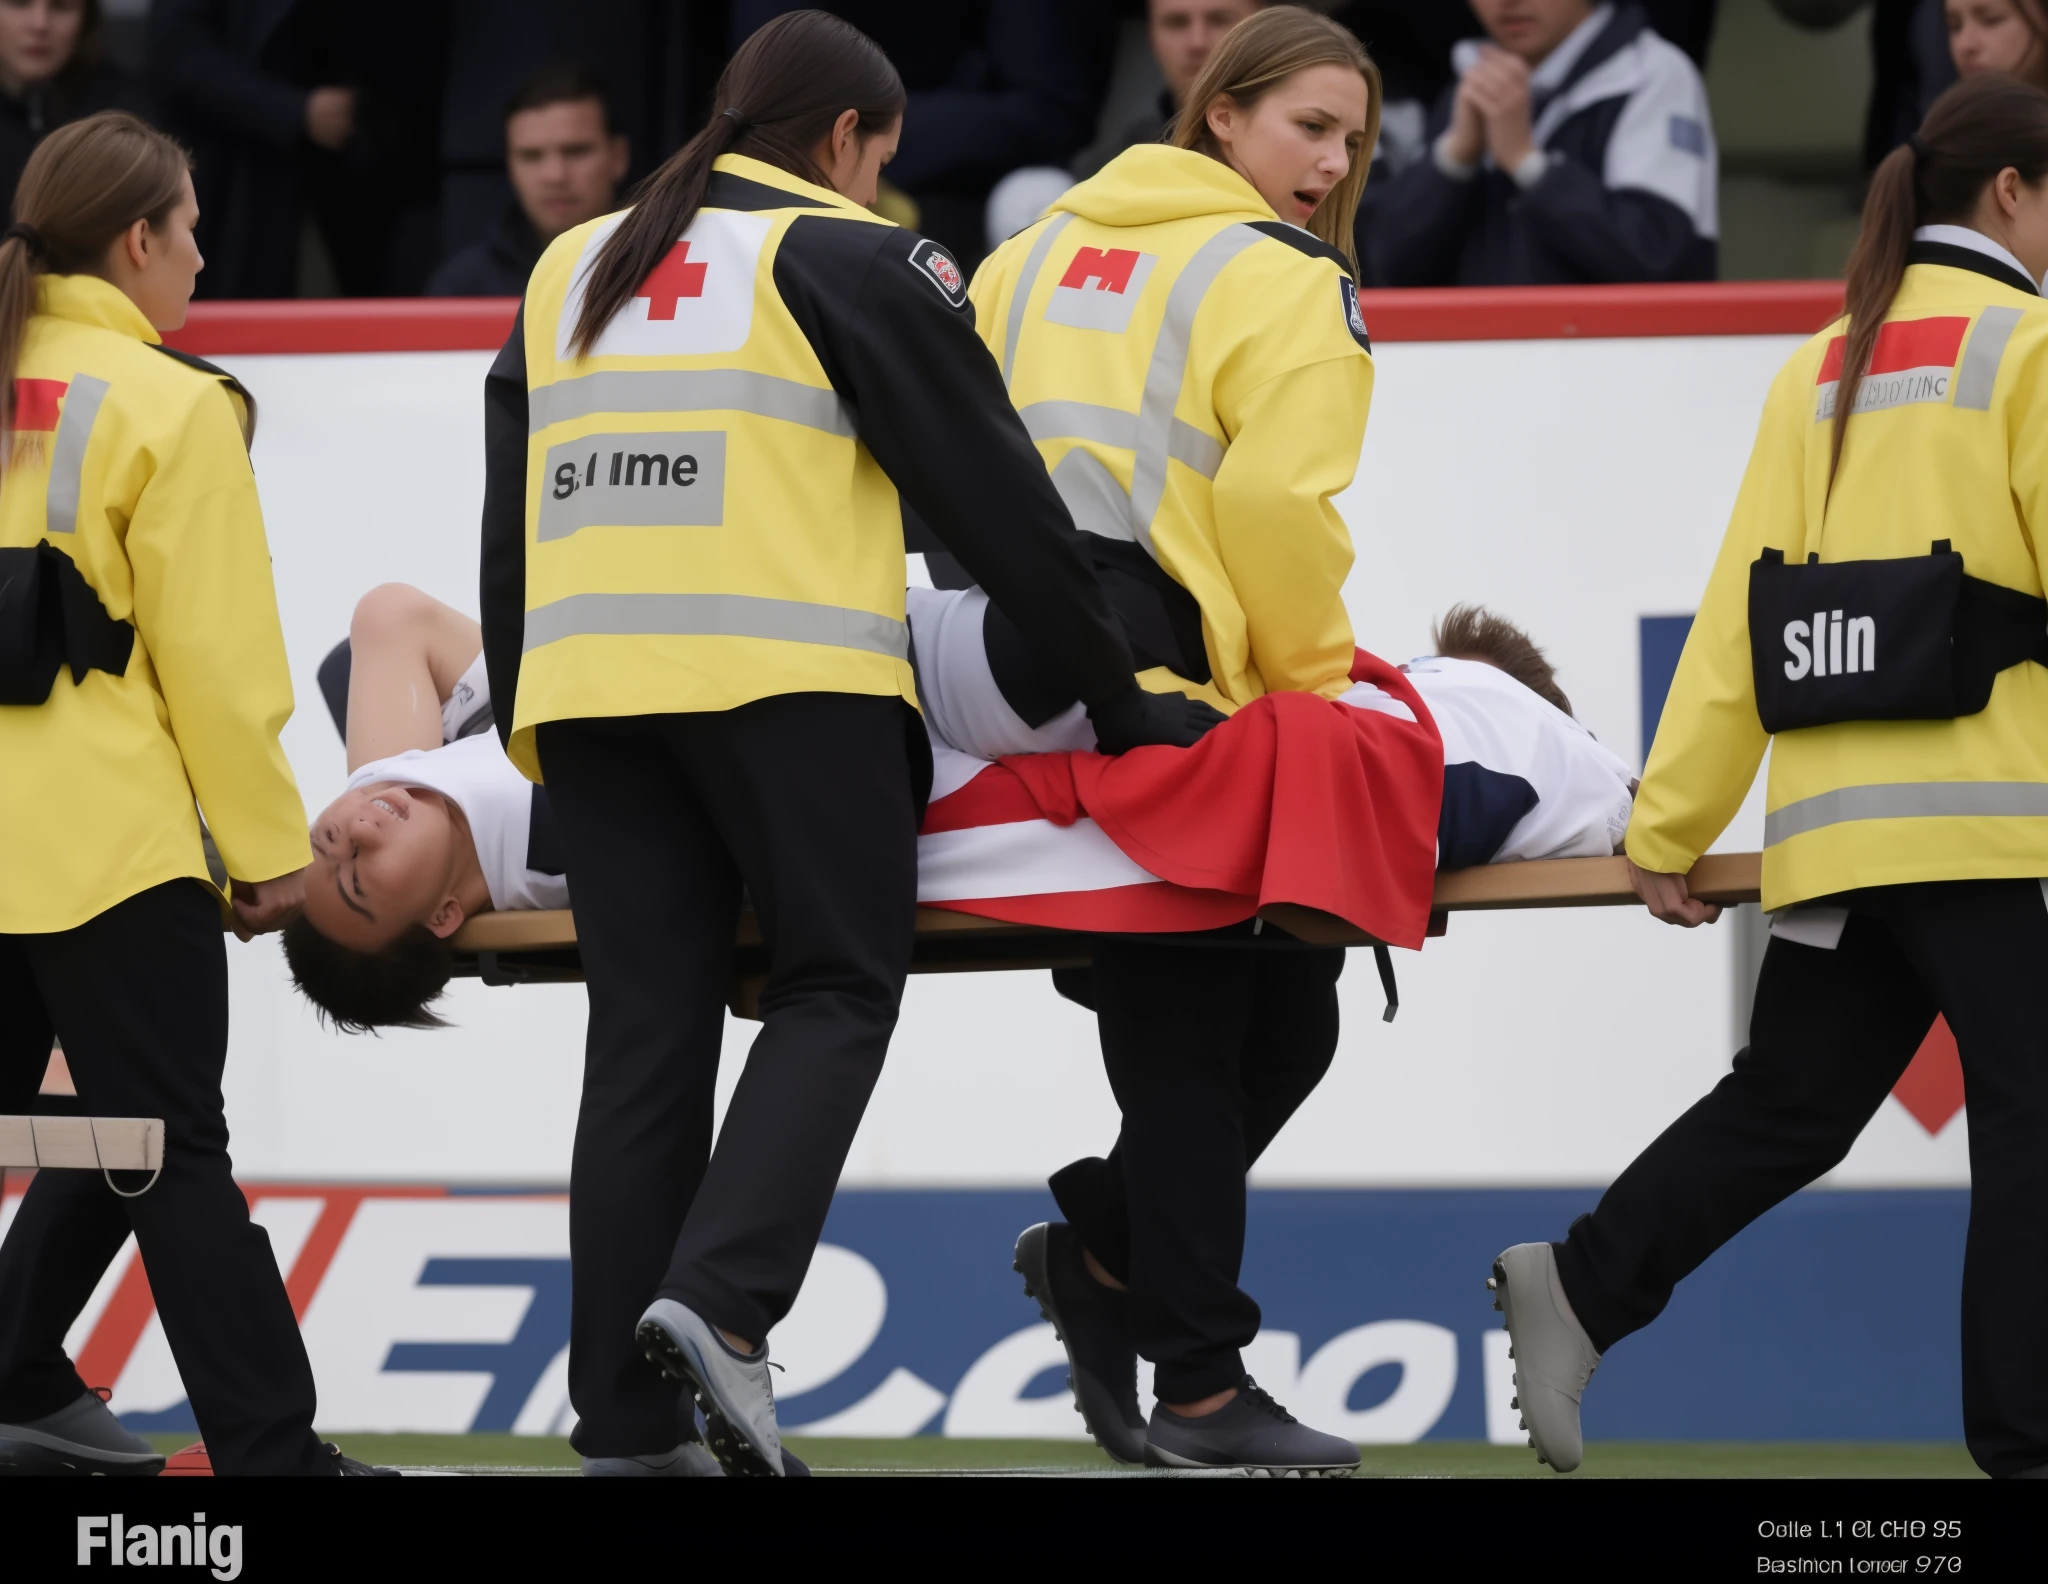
[{"xmin": 446, "ymin": 851, "xmax": 1765, "ymax": 981}]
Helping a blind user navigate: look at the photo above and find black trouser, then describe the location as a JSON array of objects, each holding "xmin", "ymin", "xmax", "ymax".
[
  {"xmin": 0, "ymin": 881, "xmax": 329, "ymax": 1476},
  {"xmin": 1553, "ymin": 877, "xmax": 2048, "ymax": 1478},
  {"xmin": 1050, "ymin": 936, "xmax": 1345, "ymax": 1403},
  {"xmin": 538, "ymin": 694, "xmax": 923, "ymax": 1458}
]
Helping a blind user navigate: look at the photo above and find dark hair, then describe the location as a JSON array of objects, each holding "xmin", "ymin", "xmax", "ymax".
[
  {"xmin": 569, "ymin": 10, "xmax": 903, "ymax": 357},
  {"xmin": 0, "ymin": 111, "xmax": 189, "ymax": 440},
  {"xmin": 281, "ymin": 913, "xmax": 454, "ymax": 1035},
  {"xmin": 505, "ymin": 62, "xmax": 616, "ymax": 135},
  {"xmin": 1833, "ymin": 74, "xmax": 2048, "ymax": 486},
  {"xmin": 1432, "ymin": 603, "xmax": 1573, "ymax": 716}
]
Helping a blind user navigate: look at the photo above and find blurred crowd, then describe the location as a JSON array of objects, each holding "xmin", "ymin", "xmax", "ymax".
[{"xmin": 5, "ymin": 0, "xmax": 2046, "ymax": 297}]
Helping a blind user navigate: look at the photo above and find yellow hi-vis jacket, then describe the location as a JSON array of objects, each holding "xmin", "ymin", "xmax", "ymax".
[
  {"xmin": 0, "ymin": 274, "xmax": 308, "ymax": 933},
  {"xmin": 968, "ymin": 144, "xmax": 1375, "ymax": 712},
  {"xmin": 495, "ymin": 154, "xmax": 1140, "ymax": 780},
  {"xmin": 1630, "ymin": 246, "xmax": 2048, "ymax": 909}
]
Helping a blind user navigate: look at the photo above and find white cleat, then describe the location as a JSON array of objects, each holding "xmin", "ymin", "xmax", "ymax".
[{"xmin": 1489, "ymin": 1243, "xmax": 1600, "ymax": 1474}]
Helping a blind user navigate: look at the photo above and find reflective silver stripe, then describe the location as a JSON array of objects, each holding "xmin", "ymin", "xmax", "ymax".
[
  {"xmin": 1018, "ymin": 404, "xmax": 1224, "ymax": 480},
  {"xmin": 1019, "ymin": 399, "xmax": 1135, "ymax": 451},
  {"xmin": 1049, "ymin": 448, "xmax": 1136, "ymax": 542},
  {"xmin": 1167, "ymin": 419, "xmax": 1225, "ymax": 479},
  {"xmin": 1002, "ymin": 212, "xmax": 1073, "ymax": 388},
  {"xmin": 43, "ymin": 374, "xmax": 109, "ymax": 535},
  {"xmin": 522, "ymin": 591, "xmax": 909, "ymax": 660},
  {"xmin": 1764, "ymin": 779, "xmax": 2048, "ymax": 845},
  {"xmin": 530, "ymin": 370, "xmax": 853, "ymax": 437},
  {"xmin": 1952, "ymin": 305, "xmax": 2022, "ymax": 411},
  {"xmin": 1127, "ymin": 224, "xmax": 1262, "ymax": 552}
]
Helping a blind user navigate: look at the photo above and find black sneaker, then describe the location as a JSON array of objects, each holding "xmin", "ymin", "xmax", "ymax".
[
  {"xmin": 326, "ymin": 1443, "xmax": 401, "ymax": 1476},
  {"xmin": 1013, "ymin": 1221, "xmax": 1147, "ymax": 1464},
  {"xmin": 1143, "ymin": 1379, "xmax": 1359, "ymax": 1477},
  {"xmin": 0, "ymin": 1391, "xmax": 163, "ymax": 1476}
]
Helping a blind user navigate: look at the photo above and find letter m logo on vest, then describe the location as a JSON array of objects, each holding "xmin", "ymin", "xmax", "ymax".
[
  {"xmin": 1044, "ymin": 245, "xmax": 1159, "ymax": 334},
  {"xmin": 1813, "ymin": 313, "xmax": 2016, "ymax": 421},
  {"xmin": 556, "ymin": 211, "xmax": 773, "ymax": 361}
]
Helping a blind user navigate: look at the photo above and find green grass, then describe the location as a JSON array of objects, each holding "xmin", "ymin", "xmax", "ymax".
[{"xmin": 142, "ymin": 1434, "xmax": 1981, "ymax": 1478}]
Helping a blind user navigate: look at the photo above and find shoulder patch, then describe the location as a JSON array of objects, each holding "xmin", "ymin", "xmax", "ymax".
[
  {"xmin": 907, "ymin": 237, "xmax": 968, "ymax": 309},
  {"xmin": 1339, "ymin": 278, "xmax": 1371, "ymax": 353}
]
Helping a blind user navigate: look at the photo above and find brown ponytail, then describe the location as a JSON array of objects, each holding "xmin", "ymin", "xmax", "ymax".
[
  {"xmin": 0, "ymin": 112, "xmax": 189, "ymax": 446},
  {"xmin": 569, "ymin": 9, "xmax": 903, "ymax": 359},
  {"xmin": 1832, "ymin": 74, "xmax": 2048, "ymax": 487}
]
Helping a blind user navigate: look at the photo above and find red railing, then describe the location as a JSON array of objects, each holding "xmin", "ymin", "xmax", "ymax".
[{"xmin": 162, "ymin": 280, "xmax": 1848, "ymax": 357}]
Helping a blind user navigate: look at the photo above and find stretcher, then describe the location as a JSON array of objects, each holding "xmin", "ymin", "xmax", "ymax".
[
  {"xmin": 3, "ymin": 853, "xmax": 1761, "ymax": 1175},
  {"xmin": 446, "ymin": 851, "xmax": 1766, "ymax": 1005}
]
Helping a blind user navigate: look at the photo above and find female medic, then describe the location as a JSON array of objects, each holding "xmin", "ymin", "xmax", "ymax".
[
  {"xmin": 0, "ymin": 114, "xmax": 357, "ymax": 1477},
  {"xmin": 1493, "ymin": 74, "xmax": 2048, "ymax": 1480},
  {"xmin": 960, "ymin": 8, "xmax": 1382, "ymax": 1474},
  {"xmin": 477, "ymin": 10, "xmax": 1217, "ymax": 1479}
]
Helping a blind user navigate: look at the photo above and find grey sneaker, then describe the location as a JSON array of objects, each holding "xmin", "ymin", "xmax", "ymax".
[
  {"xmin": 581, "ymin": 1441, "xmax": 724, "ymax": 1477},
  {"xmin": 1489, "ymin": 1242, "xmax": 1601, "ymax": 1474},
  {"xmin": 635, "ymin": 1299, "xmax": 783, "ymax": 1478},
  {"xmin": 0, "ymin": 1392, "xmax": 164, "ymax": 1476},
  {"xmin": 1013, "ymin": 1222, "xmax": 1147, "ymax": 1464},
  {"xmin": 1144, "ymin": 1379, "xmax": 1358, "ymax": 1477}
]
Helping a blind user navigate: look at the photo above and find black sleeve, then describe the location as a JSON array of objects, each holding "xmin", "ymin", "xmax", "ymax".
[
  {"xmin": 774, "ymin": 219, "xmax": 1138, "ymax": 709},
  {"xmin": 479, "ymin": 306, "xmax": 529, "ymax": 753},
  {"xmin": 1515, "ymin": 160, "xmax": 1717, "ymax": 283}
]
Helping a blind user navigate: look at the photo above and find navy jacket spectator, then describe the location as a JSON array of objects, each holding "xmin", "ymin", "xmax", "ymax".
[
  {"xmin": 1368, "ymin": 5, "xmax": 1717, "ymax": 287},
  {"xmin": 729, "ymin": 1, "xmax": 1115, "ymax": 262},
  {"xmin": 425, "ymin": 203, "xmax": 538, "ymax": 296}
]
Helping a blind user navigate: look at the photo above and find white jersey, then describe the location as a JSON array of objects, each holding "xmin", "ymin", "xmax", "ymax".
[
  {"xmin": 346, "ymin": 665, "xmax": 569, "ymax": 914},
  {"xmin": 1401, "ymin": 655, "xmax": 1635, "ymax": 867}
]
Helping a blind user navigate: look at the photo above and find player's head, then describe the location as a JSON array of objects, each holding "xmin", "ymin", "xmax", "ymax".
[
  {"xmin": 281, "ymin": 913, "xmax": 453, "ymax": 1035},
  {"xmin": 1431, "ymin": 603, "xmax": 1574, "ymax": 716},
  {"xmin": 290, "ymin": 782, "xmax": 475, "ymax": 1031},
  {"xmin": 302, "ymin": 781, "xmax": 472, "ymax": 951}
]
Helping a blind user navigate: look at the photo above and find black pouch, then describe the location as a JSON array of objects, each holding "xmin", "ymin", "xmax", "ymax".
[
  {"xmin": 0, "ymin": 540, "xmax": 134, "ymax": 705},
  {"xmin": 1748, "ymin": 541, "xmax": 2048, "ymax": 732}
]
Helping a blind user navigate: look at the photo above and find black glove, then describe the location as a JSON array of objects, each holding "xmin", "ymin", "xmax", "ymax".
[{"xmin": 1088, "ymin": 683, "xmax": 1228, "ymax": 754}]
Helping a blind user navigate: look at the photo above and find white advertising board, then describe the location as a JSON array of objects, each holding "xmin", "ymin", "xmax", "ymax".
[{"xmin": 200, "ymin": 335, "xmax": 1967, "ymax": 1189}]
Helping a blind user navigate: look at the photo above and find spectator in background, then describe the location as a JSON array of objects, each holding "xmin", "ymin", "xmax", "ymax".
[
  {"xmin": 1072, "ymin": 0, "xmax": 1264, "ymax": 178},
  {"xmin": 0, "ymin": 0, "xmax": 148, "ymax": 221},
  {"xmin": 147, "ymin": 0, "xmax": 447, "ymax": 298},
  {"xmin": 426, "ymin": 65, "xmax": 626, "ymax": 297},
  {"xmin": 993, "ymin": 0, "xmax": 1261, "ymax": 249},
  {"xmin": 1337, "ymin": 0, "xmax": 1714, "ymax": 207},
  {"xmin": 730, "ymin": 1, "xmax": 1116, "ymax": 268},
  {"xmin": 1368, "ymin": 0, "xmax": 1717, "ymax": 286},
  {"xmin": 435, "ymin": 2, "xmax": 692, "ymax": 273},
  {"xmin": 1948, "ymin": 0, "xmax": 2048, "ymax": 85}
]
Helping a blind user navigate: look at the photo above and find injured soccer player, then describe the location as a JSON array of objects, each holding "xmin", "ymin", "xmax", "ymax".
[
  {"xmin": 909, "ymin": 585, "xmax": 1636, "ymax": 870},
  {"xmin": 281, "ymin": 584, "xmax": 1631, "ymax": 1034},
  {"xmin": 282, "ymin": 584, "xmax": 568, "ymax": 1031}
]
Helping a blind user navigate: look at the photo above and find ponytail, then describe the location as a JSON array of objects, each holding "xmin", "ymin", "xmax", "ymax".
[
  {"xmin": 1832, "ymin": 74, "xmax": 2048, "ymax": 488},
  {"xmin": 0, "ymin": 112, "xmax": 189, "ymax": 458},
  {"xmin": 569, "ymin": 9, "xmax": 902, "ymax": 359}
]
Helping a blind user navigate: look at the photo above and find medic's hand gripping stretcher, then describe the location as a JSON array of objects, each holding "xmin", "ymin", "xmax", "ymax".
[{"xmin": 445, "ymin": 851, "xmax": 1766, "ymax": 1018}]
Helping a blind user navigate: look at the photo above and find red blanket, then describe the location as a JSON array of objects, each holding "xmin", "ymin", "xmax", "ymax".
[{"xmin": 917, "ymin": 650, "xmax": 1444, "ymax": 949}]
